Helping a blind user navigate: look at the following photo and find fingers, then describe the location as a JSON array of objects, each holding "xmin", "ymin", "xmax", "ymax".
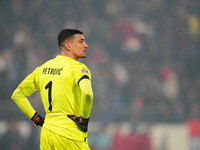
[
  {"xmin": 67, "ymin": 115, "xmax": 88, "ymax": 132},
  {"xmin": 67, "ymin": 115, "xmax": 78, "ymax": 121}
]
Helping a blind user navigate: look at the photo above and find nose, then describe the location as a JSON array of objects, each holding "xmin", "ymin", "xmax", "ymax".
[{"xmin": 84, "ymin": 42, "xmax": 88, "ymax": 48}]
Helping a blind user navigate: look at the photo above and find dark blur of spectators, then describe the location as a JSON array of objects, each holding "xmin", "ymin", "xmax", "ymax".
[{"xmin": 0, "ymin": 0, "xmax": 200, "ymax": 149}]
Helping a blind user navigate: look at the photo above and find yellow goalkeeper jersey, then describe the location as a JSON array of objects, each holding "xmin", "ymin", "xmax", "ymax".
[{"xmin": 18, "ymin": 55, "xmax": 91, "ymax": 141}]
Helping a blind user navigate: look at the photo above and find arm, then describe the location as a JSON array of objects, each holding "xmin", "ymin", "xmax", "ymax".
[
  {"xmin": 11, "ymin": 87, "xmax": 36, "ymax": 119},
  {"xmin": 11, "ymin": 68, "xmax": 44, "ymax": 126},
  {"xmin": 67, "ymin": 77, "xmax": 93, "ymax": 132},
  {"xmin": 79, "ymin": 78, "xmax": 93, "ymax": 119}
]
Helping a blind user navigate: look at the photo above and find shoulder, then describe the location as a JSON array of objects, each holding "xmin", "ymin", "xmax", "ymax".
[
  {"xmin": 77, "ymin": 61, "xmax": 88, "ymax": 69},
  {"xmin": 70, "ymin": 60, "xmax": 89, "ymax": 70}
]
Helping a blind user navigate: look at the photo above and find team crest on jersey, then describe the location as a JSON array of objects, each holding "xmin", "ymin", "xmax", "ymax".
[{"xmin": 81, "ymin": 69, "xmax": 89, "ymax": 74}]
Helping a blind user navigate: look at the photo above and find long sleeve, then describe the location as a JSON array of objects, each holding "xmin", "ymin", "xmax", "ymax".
[
  {"xmin": 79, "ymin": 79, "xmax": 93, "ymax": 119},
  {"xmin": 11, "ymin": 68, "xmax": 39, "ymax": 119},
  {"xmin": 11, "ymin": 87, "xmax": 36, "ymax": 119}
]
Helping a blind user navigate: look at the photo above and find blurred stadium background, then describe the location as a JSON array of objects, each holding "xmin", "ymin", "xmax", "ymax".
[{"xmin": 0, "ymin": 0, "xmax": 200, "ymax": 150}]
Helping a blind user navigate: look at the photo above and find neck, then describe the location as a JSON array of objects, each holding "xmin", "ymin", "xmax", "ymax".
[{"xmin": 61, "ymin": 51, "xmax": 78, "ymax": 61}]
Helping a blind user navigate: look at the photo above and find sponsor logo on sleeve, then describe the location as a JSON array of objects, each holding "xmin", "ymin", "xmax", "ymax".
[{"xmin": 81, "ymin": 69, "xmax": 89, "ymax": 74}]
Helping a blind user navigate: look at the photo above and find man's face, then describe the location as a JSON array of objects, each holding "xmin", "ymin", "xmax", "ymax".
[{"xmin": 70, "ymin": 34, "xmax": 88, "ymax": 60}]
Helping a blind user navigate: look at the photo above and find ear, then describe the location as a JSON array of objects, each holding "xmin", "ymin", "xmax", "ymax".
[{"xmin": 64, "ymin": 42, "xmax": 71, "ymax": 50}]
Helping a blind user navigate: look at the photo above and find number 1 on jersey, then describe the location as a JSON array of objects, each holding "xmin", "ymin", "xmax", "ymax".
[{"xmin": 45, "ymin": 81, "xmax": 52, "ymax": 111}]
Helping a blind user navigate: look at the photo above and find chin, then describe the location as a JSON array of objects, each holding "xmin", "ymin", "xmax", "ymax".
[
  {"xmin": 77, "ymin": 56, "xmax": 86, "ymax": 60},
  {"xmin": 82, "ymin": 55, "xmax": 86, "ymax": 58}
]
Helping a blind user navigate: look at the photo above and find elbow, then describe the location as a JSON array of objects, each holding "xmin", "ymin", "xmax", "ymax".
[
  {"xmin": 11, "ymin": 87, "xmax": 24, "ymax": 102},
  {"xmin": 84, "ymin": 91, "xmax": 93, "ymax": 104},
  {"xmin": 11, "ymin": 90, "xmax": 18, "ymax": 102},
  {"xmin": 87, "ymin": 93, "xmax": 93, "ymax": 103},
  {"xmin": 11, "ymin": 88, "xmax": 17, "ymax": 101},
  {"xmin": 11, "ymin": 93, "xmax": 15, "ymax": 101}
]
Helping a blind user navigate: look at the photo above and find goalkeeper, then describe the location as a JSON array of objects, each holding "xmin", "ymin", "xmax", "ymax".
[{"xmin": 11, "ymin": 29, "xmax": 93, "ymax": 150}]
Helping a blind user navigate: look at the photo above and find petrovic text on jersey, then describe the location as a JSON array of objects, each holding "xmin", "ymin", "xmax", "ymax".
[{"xmin": 42, "ymin": 67, "xmax": 63, "ymax": 75}]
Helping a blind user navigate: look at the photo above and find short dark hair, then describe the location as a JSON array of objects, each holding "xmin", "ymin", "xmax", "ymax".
[{"xmin": 57, "ymin": 29, "xmax": 83, "ymax": 49}]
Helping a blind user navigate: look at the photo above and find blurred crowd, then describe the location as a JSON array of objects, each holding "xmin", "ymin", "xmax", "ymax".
[{"xmin": 0, "ymin": 0, "xmax": 200, "ymax": 149}]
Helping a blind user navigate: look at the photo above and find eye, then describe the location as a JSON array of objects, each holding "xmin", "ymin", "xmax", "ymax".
[{"xmin": 80, "ymin": 38, "xmax": 85, "ymax": 43}]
